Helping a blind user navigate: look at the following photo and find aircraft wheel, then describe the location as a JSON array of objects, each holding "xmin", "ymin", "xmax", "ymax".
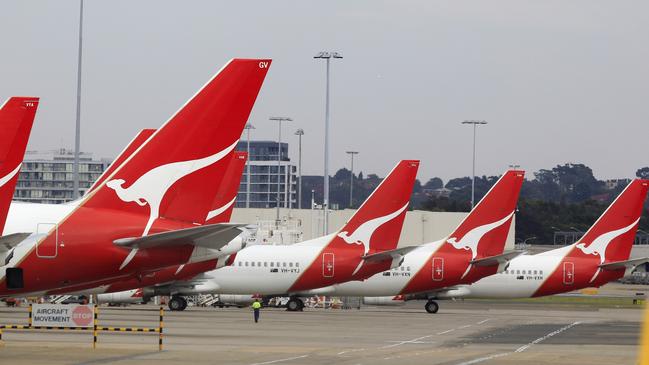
[
  {"xmin": 425, "ymin": 300, "xmax": 439, "ymax": 314},
  {"xmin": 286, "ymin": 298, "xmax": 304, "ymax": 312},
  {"xmin": 169, "ymin": 296, "xmax": 185, "ymax": 311}
]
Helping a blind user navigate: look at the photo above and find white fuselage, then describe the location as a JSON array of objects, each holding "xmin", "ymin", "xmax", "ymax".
[
  {"xmin": 180, "ymin": 234, "xmax": 336, "ymax": 295},
  {"xmin": 3, "ymin": 201, "xmax": 75, "ymax": 235},
  {"xmin": 456, "ymin": 246, "xmax": 570, "ymax": 298}
]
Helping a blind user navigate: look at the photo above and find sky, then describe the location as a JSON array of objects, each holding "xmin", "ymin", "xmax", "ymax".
[{"xmin": 1, "ymin": 1, "xmax": 647, "ymax": 184}]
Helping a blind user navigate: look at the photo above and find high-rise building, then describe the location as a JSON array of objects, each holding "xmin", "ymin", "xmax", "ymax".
[
  {"xmin": 14, "ymin": 149, "xmax": 109, "ymax": 204},
  {"xmin": 235, "ymin": 141, "xmax": 297, "ymax": 209}
]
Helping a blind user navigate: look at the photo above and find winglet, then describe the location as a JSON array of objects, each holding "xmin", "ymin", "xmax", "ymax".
[
  {"xmin": 0, "ymin": 97, "xmax": 39, "ymax": 234},
  {"xmin": 445, "ymin": 170, "xmax": 525, "ymax": 259},
  {"xmin": 336, "ymin": 160, "xmax": 420, "ymax": 254}
]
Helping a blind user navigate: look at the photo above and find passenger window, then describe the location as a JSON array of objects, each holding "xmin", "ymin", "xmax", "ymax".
[
  {"xmin": 289, "ymin": 262, "xmax": 294, "ymax": 267},
  {"xmin": 296, "ymin": 262, "xmax": 299, "ymax": 268},
  {"xmin": 533, "ymin": 270, "xmax": 537, "ymax": 275},
  {"xmin": 251, "ymin": 262, "xmax": 255, "ymax": 267},
  {"xmin": 245, "ymin": 262, "xmax": 249, "ymax": 267},
  {"xmin": 516, "ymin": 270, "xmax": 520, "ymax": 274},
  {"xmin": 258, "ymin": 262, "xmax": 261, "ymax": 267},
  {"xmin": 264, "ymin": 262, "xmax": 268, "ymax": 267},
  {"xmin": 407, "ymin": 266, "xmax": 410, "ymax": 271},
  {"xmin": 283, "ymin": 262, "xmax": 287, "ymax": 267},
  {"xmin": 270, "ymin": 262, "xmax": 274, "ymax": 267},
  {"xmin": 540, "ymin": 270, "xmax": 544, "ymax": 275}
]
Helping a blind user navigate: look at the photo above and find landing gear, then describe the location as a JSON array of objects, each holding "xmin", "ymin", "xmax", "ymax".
[
  {"xmin": 286, "ymin": 297, "xmax": 304, "ymax": 312},
  {"xmin": 425, "ymin": 300, "xmax": 439, "ymax": 314},
  {"xmin": 169, "ymin": 296, "xmax": 187, "ymax": 311}
]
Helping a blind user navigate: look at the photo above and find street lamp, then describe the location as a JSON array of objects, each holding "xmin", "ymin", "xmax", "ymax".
[
  {"xmin": 295, "ymin": 129, "xmax": 304, "ymax": 209},
  {"xmin": 346, "ymin": 151, "xmax": 359, "ymax": 208},
  {"xmin": 461, "ymin": 120, "xmax": 488, "ymax": 209},
  {"xmin": 270, "ymin": 117, "xmax": 292, "ymax": 221},
  {"xmin": 314, "ymin": 51, "xmax": 343, "ymax": 234},
  {"xmin": 244, "ymin": 123, "xmax": 255, "ymax": 208},
  {"xmin": 72, "ymin": 0, "xmax": 84, "ymax": 199}
]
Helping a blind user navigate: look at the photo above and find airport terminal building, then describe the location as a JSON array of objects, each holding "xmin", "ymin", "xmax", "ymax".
[{"xmin": 13, "ymin": 149, "xmax": 110, "ymax": 204}]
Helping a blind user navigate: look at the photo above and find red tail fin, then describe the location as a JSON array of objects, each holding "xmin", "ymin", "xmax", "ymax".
[
  {"xmin": 571, "ymin": 179, "xmax": 649, "ymax": 264},
  {"xmin": 81, "ymin": 59, "xmax": 271, "ymax": 236},
  {"xmin": 336, "ymin": 160, "xmax": 420, "ymax": 254},
  {"xmin": 205, "ymin": 151, "xmax": 247, "ymax": 224},
  {"xmin": 445, "ymin": 170, "xmax": 525, "ymax": 259},
  {"xmin": 86, "ymin": 129, "xmax": 156, "ymax": 195},
  {"xmin": 0, "ymin": 97, "xmax": 39, "ymax": 233}
]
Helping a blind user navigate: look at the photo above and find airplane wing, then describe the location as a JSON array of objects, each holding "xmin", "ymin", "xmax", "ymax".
[
  {"xmin": 113, "ymin": 223, "xmax": 245, "ymax": 250},
  {"xmin": 470, "ymin": 250, "xmax": 525, "ymax": 267},
  {"xmin": 0, "ymin": 232, "xmax": 31, "ymax": 252},
  {"xmin": 361, "ymin": 246, "xmax": 419, "ymax": 264},
  {"xmin": 599, "ymin": 257, "xmax": 649, "ymax": 270}
]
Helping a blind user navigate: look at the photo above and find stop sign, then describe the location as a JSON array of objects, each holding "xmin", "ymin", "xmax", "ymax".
[{"xmin": 72, "ymin": 305, "xmax": 93, "ymax": 326}]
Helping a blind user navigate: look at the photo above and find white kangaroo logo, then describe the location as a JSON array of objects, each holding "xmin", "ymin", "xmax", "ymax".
[
  {"xmin": 107, "ymin": 140, "xmax": 238, "ymax": 270},
  {"xmin": 447, "ymin": 211, "xmax": 514, "ymax": 278},
  {"xmin": 206, "ymin": 196, "xmax": 237, "ymax": 221},
  {"xmin": 0, "ymin": 163, "xmax": 21, "ymax": 188},
  {"xmin": 337, "ymin": 203, "xmax": 409, "ymax": 275},
  {"xmin": 575, "ymin": 218, "xmax": 639, "ymax": 282}
]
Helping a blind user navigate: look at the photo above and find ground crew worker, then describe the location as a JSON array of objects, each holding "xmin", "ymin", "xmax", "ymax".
[{"xmin": 252, "ymin": 299, "xmax": 262, "ymax": 323}]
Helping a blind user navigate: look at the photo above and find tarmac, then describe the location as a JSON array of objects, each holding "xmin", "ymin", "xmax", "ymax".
[{"xmin": 0, "ymin": 290, "xmax": 646, "ymax": 365}]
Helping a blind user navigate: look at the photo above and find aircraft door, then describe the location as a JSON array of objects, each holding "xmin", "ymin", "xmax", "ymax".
[
  {"xmin": 432, "ymin": 257, "xmax": 444, "ymax": 281},
  {"xmin": 563, "ymin": 262, "xmax": 575, "ymax": 285},
  {"xmin": 322, "ymin": 253, "xmax": 334, "ymax": 278},
  {"xmin": 35, "ymin": 223, "xmax": 58, "ymax": 258}
]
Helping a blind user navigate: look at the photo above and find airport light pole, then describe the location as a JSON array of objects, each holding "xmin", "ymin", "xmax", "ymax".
[
  {"xmin": 270, "ymin": 117, "xmax": 292, "ymax": 221},
  {"xmin": 244, "ymin": 123, "xmax": 255, "ymax": 208},
  {"xmin": 295, "ymin": 129, "xmax": 304, "ymax": 209},
  {"xmin": 461, "ymin": 120, "xmax": 487, "ymax": 209},
  {"xmin": 346, "ymin": 151, "xmax": 359, "ymax": 208},
  {"xmin": 72, "ymin": 0, "xmax": 84, "ymax": 199},
  {"xmin": 314, "ymin": 51, "xmax": 342, "ymax": 234}
]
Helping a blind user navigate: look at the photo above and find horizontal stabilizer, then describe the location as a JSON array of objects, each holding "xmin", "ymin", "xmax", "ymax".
[
  {"xmin": 362, "ymin": 246, "xmax": 418, "ymax": 264},
  {"xmin": 0, "ymin": 232, "xmax": 31, "ymax": 252},
  {"xmin": 599, "ymin": 257, "xmax": 649, "ymax": 270},
  {"xmin": 113, "ymin": 223, "xmax": 245, "ymax": 250},
  {"xmin": 470, "ymin": 250, "xmax": 525, "ymax": 267}
]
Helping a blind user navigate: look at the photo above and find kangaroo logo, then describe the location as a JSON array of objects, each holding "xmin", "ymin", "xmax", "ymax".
[
  {"xmin": 575, "ymin": 218, "xmax": 639, "ymax": 282},
  {"xmin": 206, "ymin": 196, "xmax": 237, "ymax": 222},
  {"xmin": 338, "ymin": 203, "xmax": 409, "ymax": 275},
  {"xmin": 0, "ymin": 163, "xmax": 21, "ymax": 188},
  {"xmin": 447, "ymin": 211, "xmax": 514, "ymax": 278},
  {"xmin": 107, "ymin": 140, "xmax": 238, "ymax": 270}
]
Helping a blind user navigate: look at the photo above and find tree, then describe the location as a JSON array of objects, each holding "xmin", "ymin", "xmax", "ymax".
[
  {"xmin": 423, "ymin": 177, "xmax": 443, "ymax": 190},
  {"xmin": 637, "ymin": 167, "xmax": 649, "ymax": 179}
]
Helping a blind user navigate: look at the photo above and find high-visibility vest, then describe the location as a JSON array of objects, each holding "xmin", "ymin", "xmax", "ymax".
[{"xmin": 252, "ymin": 302, "xmax": 262, "ymax": 309}]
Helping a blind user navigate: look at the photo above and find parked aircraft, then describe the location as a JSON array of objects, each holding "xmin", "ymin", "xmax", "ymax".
[
  {"xmin": 100, "ymin": 159, "xmax": 420, "ymax": 311},
  {"xmin": 0, "ymin": 58, "xmax": 271, "ymax": 297},
  {"xmin": 305, "ymin": 170, "xmax": 525, "ymax": 313},
  {"xmin": 365, "ymin": 179, "xmax": 649, "ymax": 311}
]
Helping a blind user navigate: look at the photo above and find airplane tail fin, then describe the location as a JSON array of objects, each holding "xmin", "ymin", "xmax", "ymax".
[
  {"xmin": 80, "ymin": 59, "xmax": 271, "ymax": 236},
  {"xmin": 336, "ymin": 160, "xmax": 419, "ymax": 254},
  {"xmin": 86, "ymin": 129, "xmax": 156, "ymax": 195},
  {"xmin": 205, "ymin": 151, "xmax": 247, "ymax": 224},
  {"xmin": 445, "ymin": 170, "xmax": 525, "ymax": 259},
  {"xmin": 0, "ymin": 97, "xmax": 39, "ymax": 233},
  {"xmin": 572, "ymin": 179, "xmax": 649, "ymax": 264}
]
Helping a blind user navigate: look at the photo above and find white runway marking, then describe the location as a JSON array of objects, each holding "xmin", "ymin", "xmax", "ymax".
[
  {"xmin": 381, "ymin": 334, "xmax": 434, "ymax": 349},
  {"xmin": 458, "ymin": 324, "xmax": 472, "ymax": 329},
  {"xmin": 337, "ymin": 348, "xmax": 366, "ymax": 355},
  {"xmin": 250, "ymin": 355, "xmax": 309, "ymax": 365},
  {"xmin": 437, "ymin": 329, "xmax": 455, "ymax": 335},
  {"xmin": 476, "ymin": 318, "xmax": 492, "ymax": 325},
  {"xmin": 453, "ymin": 321, "xmax": 581, "ymax": 365}
]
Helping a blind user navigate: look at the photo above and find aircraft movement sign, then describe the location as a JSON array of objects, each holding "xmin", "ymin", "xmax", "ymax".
[{"xmin": 31, "ymin": 304, "xmax": 94, "ymax": 328}]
